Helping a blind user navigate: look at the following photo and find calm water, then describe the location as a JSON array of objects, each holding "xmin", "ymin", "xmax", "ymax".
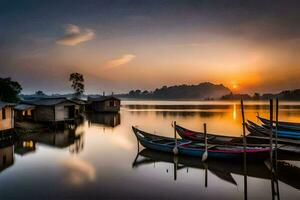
[{"xmin": 1, "ymin": 101, "xmax": 300, "ymax": 199}]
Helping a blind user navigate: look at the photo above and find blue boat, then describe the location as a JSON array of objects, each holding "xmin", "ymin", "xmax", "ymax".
[
  {"xmin": 132, "ymin": 126, "xmax": 271, "ymax": 160},
  {"xmin": 247, "ymin": 120, "xmax": 300, "ymax": 140},
  {"xmin": 258, "ymin": 116, "xmax": 300, "ymax": 132}
]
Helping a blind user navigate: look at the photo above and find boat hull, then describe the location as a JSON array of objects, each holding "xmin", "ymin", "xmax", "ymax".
[
  {"xmin": 133, "ymin": 126, "xmax": 270, "ymax": 160},
  {"xmin": 258, "ymin": 116, "xmax": 300, "ymax": 132}
]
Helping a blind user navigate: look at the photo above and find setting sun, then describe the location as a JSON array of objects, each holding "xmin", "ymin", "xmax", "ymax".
[{"xmin": 231, "ymin": 82, "xmax": 239, "ymax": 91}]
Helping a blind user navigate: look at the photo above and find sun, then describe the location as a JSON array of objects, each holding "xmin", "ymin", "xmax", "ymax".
[{"xmin": 231, "ymin": 82, "xmax": 239, "ymax": 91}]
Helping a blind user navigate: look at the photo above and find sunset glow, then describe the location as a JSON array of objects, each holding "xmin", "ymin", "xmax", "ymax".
[{"xmin": 1, "ymin": 1, "xmax": 300, "ymax": 94}]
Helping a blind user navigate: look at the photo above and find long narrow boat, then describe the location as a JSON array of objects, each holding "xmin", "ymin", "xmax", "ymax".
[
  {"xmin": 175, "ymin": 124, "xmax": 238, "ymax": 143},
  {"xmin": 175, "ymin": 124, "xmax": 270, "ymax": 146},
  {"xmin": 247, "ymin": 120, "xmax": 300, "ymax": 139},
  {"xmin": 132, "ymin": 126, "xmax": 271, "ymax": 160},
  {"xmin": 258, "ymin": 116, "xmax": 300, "ymax": 132},
  {"xmin": 176, "ymin": 123, "xmax": 300, "ymax": 154}
]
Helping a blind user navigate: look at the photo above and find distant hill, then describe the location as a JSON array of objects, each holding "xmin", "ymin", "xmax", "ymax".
[
  {"xmin": 118, "ymin": 82, "xmax": 232, "ymax": 100},
  {"xmin": 221, "ymin": 89, "xmax": 300, "ymax": 101},
  {"xmin": 20, "ymin": 83, "xmax": 300, "ymax": 101}
]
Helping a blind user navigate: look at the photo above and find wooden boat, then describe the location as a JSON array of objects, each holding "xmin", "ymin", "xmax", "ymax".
[
  {"xmin": 175, "ymin": 124, "xmax": 238, "ymax": 143},
  {"xmin": 176, "ymin": 123, "xmax": 300, "ymax": 154},
  {"xmin": 258, "ymin": 116, "xmax": 300, "ymax": 132},
  {"xmin": 175, "ymin": 124, "xmax": 273, "ymax": 146},
  {"xmin": 247, "ymin": 120, "xmax": 300, "ymax": 139},
  {"xmin": 132, "ymin": 126, "xmax": 271, "ymax": 160}
]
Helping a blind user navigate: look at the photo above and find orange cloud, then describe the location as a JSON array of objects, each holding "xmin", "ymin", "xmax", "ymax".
[{"xmin": 103, "ymin": 54, "xmax": 136, "ymax": 69}]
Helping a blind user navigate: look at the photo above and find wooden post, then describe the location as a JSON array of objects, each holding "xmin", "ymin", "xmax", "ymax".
[
  {"xmin": 269, "ymin": 99, "xmax": 273, "ymax": 163},
  {"xmin": 173, "ymin": 156, "xmax": 178, "ymax": 181},
  {"xmin": 202, "ymin": 123, "xmax": 208, "ymax": 161},
  {"xmin": 240, "ymin": 100, "xmax": 247, "ymax": 148},
  {"xmin": 204, "ymin": 123, "xmax": 207, "ymax": 149},
  {"xmin": 274, "ymin": 98, "xmax": 280, "ymax": 199},
  {"xmin": 240, "ymin": 99, "xmax": 247, "ymax": 200},
  {"xmin": 205, "ymin": 163, "xmax": 208, "ymax": 188},
  {"xmin": 275, "ymin": 98, "xmax": 279, "ymax": 153},
  {"xmin": 173, "ymin": 121, "xmax": 178, "ymax": 155}
]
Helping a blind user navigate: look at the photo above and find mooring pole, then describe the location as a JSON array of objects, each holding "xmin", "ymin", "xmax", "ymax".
[
  {"xmin": 204, "ymin": 123, "xmax": 207, "ymax": 151},
  {"xmin": 173, "ymin": 156, "xmax": 178, "ymax": 181},
  {"xmin": 274, "ymin": 98, "xmax": 280, "ymax": 199},
  {"xmin": 202, "ymin": 123, "xmax": 208, "ymax": 161},
  {"xmin": 269, "ymin": 99, "xmax": 274, "ymax": 164},
  {"xmin": 241, "ymin": 99, "xmax": 247, "ymax": 200},
  {"xmin": 173, "ymin": 121, "xmax": 178, "ymax": 155},
  {"xmin": 241, "ymin": 100, "xmax": 247, "ymax": 148},
  {"xmin": 205, "ymin": 163, "xmax": 208, "ymax": 188},
  {"xmin": 275, "ymin": 98, "xmax": 279, "ymax": 155}
]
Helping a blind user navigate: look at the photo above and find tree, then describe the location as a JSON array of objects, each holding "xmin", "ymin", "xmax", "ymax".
[
  {"xmin": 69, "ymin": 73, "xmax": 84, "ymax": 97},
  {"xmin": 253, "ymin": 93, "xmax": 260, "ymax": 100},
  {"xmin": 35, "ymin": 90, "xmax": 46, "ymax": 96},
  {"xmin": 129, "ymin": 90, "xmax": 135, "ymax": 96},
  {"xmin": 142, "ymin": 90, "xmax": 149, "ymax": 95},
  {"xmin": 0, "ymin": 77, "xmax": 22, "ymax": 103}
]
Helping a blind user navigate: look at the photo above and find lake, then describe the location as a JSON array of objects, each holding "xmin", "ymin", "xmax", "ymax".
[{"xmin": 0, "ymin": 100, "xmax": 300, "ymax": 199}]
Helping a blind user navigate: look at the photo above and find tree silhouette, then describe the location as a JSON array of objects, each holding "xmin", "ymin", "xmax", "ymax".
[
  {"xmin": 0, "ymin": 77, "xmax": 22, "ymax": 103},
  {"xmin": 69, "ymin": 73, "xmax": 84, "ymax": 97},
  {"xmin": 35, "ymin": 90, "xmax": 46, "ymax": 96}
]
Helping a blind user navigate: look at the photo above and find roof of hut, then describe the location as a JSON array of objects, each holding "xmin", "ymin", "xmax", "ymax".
[
  {"xmin": 21, "ymin": 97, "xmax": 79, "ymax": 106},
  {"xmin": 14, "ymin": 104, "xmax": 36, "ymax": 111},
  {"xmin": 70, "ymin": 97, "xmax": 87, "ymax": 105},
  {"xmin": 0, "ymin": 101, "xmax": 15, "ymax": 109},
  {"xmin": 87, "ymin": 96, "xmax": 120, "ymax": 103}
]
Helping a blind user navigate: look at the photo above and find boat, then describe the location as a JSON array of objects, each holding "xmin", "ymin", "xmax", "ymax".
[
  {"xmin": 132, "ymin": 126, "xmax": 271, "ymax": 160},
  {"xmin": 174, "ymin": 123, "xmax": 267, "ymax": 146},
  {"xmin": 175, "ymin": 123, "xmax": 239, "ymax": 143},
  {"xmin": 247, "ymin": 120, "xmax": 300, "ymax": 140},
  {"xmin": 175, "ymin": 123, "xmax": 281, "ymax": 146},
  {"xmin": 258, "ymin": 116, "xmax": 300, "ymax": 132},
  {"xmin": 176, "ymin": 123, "xmax": 300, "ymax": 154}
]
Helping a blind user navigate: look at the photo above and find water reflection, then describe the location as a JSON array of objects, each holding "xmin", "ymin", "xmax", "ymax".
[
  {"xmin": 18, "ymin": 128, "xmax": 84, "ymax": 150},
  {"xmin": 0, "ymin": 101, "xmax": 299, "ymax": 199},
  {"xmin": 0, "ymin": 143, "xmax": 14, "ymax": 173},
  {"xmin": 87, "ymin": 113, "xmax": 121, "ymax": 128},
  {"xmin": 14, "ymin": 140, "xmax": 36, "ymax": 156},
  {"xmin": 132, "ymin": 147, "xmax": 300, "ymax": 191},
  {"xmin": 61, "ymin": 157, "xmax": 96, "ymax": 185}
]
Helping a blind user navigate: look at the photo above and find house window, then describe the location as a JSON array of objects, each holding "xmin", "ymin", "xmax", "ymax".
[
  {"xmin": 3, "ymin": 155, "xmax": 6, "ymax": 165},
  {"xmin": 110, "ymin": 100, "xmax": 114, "ymax": 107},
  {"xmin": 2, "ymin": 108, "xmax": 6, "ymax": 119}
]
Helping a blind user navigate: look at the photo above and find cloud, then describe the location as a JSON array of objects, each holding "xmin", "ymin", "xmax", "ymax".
[
  {"xmin": 104, "ymin": 54, "xmax": 136, "ymax": 69},
  {"xmin": 56, "ymin": 24, "xmax": 95, "ymax": 46},
  {"xmin": 61, "ymin": 157, "xmax": 96, "ymax": 185}
]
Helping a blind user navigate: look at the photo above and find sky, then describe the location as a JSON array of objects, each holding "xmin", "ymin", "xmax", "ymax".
[{"xmin": 1, "ymin": 0, "xmax": 300, "ymax": 94}]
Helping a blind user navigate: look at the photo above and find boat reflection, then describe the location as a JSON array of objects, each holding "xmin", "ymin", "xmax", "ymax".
[
  {"xmin": 132, "ymin": 148, "xmax": 300, "ymax": 191},
  {"xmin": 87, "ymin": 113, "xmax": 121, "ymax": 128}
]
